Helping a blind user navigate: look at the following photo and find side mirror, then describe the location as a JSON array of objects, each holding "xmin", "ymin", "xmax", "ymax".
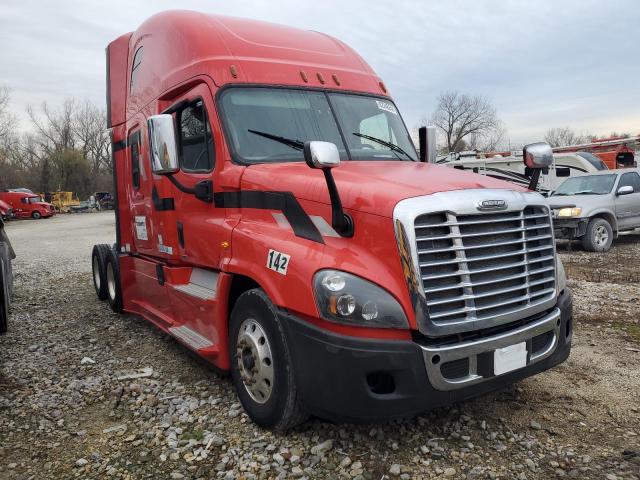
[
  {"xmin": 303, "ymin": 140, "xmax": 353, "ymax": 237},
  {"xmin": 418, "ymin": 126, "xmax": 437, "ymax": 163},
  {"xmin": 523, "ymin": 142, "xmax": 553, "ymax": 169},
  {"xmin": 148, "ymin": 114, "xmax": 179, "ymax": 174},
  {"xmin": 617, "ymin": 185, "xmax": 634, "ymax": 196},
  {"xmin": 303, "ymin": 141, "xmax": 340, "ymax": 169}
]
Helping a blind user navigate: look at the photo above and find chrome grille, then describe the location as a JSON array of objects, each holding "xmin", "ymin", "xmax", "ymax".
[{"xmin": 415, "ymin": 206, "xmax": 555, "ymax": 325}]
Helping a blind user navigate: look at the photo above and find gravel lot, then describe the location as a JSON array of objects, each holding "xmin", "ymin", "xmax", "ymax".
[{"xmin": 0, "ymin": 212, "xmax": 638, "ymax": 479}]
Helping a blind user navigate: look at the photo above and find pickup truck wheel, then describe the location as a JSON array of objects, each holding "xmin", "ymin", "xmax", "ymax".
[
  {"xmin": 582, "ymin": 218, "xmax": 613, "ymax": 252},
  {"xmin": 229, "ymin": 289, "xmax": 307, "ymax": 430},
  {"xmin": 31, "ymin": 211, "xmax": 41, "ymax": 219},
  {"xmin": 91, "ymin": 244, "xmax": 111, "ymax": 300},
  {"xmin": 105, "ymin": 250, "xmax": 123, "ymax": 313}
]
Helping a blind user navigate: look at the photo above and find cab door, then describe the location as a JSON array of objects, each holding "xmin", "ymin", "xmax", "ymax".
[
  {"xmin": 159, "ymin": 83, "xmax": 229, "ymax": 349},
  {"xmin": 163, "ymin": 83, "xmax": 223, "ymax": 267},
  {"xmin": 615, "ymin": 172, "xmax": 640, "ymax": 229}
]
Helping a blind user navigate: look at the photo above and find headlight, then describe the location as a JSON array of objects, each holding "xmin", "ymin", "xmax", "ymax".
[
  {"xmin": 557, "ymin": 207, "xmax": 582, "ymax": 217},
  {"xmin": 313, "ymin": 270, "xmax": 409, "ymax": 328}
]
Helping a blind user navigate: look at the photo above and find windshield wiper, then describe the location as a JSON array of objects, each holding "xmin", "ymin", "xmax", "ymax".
[
  {"xmin": 248, "ymin": 129, "xmax": 304, "ymax": 151},
  {"xmin": 352, "ymin": 133, "xmax": 414, "ymax": 160}
]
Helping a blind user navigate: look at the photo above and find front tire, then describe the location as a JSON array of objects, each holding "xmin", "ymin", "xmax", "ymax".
[
  {"xmin": 229, "ymin": 289, "xmax": 307, "ymax": 430},
  {"xmin": 105, "ymin": 250, "xmax": 123, "ymax": 313},
  {"xmin": 581, "ymin": 218, "xmax": 613, "ymax": 252},
  {"xmin": 32, "ymin": 211, "xmax": 41, "ymax": 219}
]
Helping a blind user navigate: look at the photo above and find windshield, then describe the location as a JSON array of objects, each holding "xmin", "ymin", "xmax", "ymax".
[
  {"xmin": 552, "ymin": 174, "xmax": 617, "ymax": 196},
  {"xmin": 27, "ymin": 196, "xmax": 42, "ymax": 204},
  {"xmin": 576, "ymin": 152, "xmax": 607, "ymax": 171},
  {"xmin": 219, "ymin": 87, "xmax": 417, "ymax": 164}
]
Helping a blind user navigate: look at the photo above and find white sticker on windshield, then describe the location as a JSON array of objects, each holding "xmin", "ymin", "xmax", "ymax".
[{"xmin": 376, "ymin": 100, "xmax": 398, "ymax": 115}]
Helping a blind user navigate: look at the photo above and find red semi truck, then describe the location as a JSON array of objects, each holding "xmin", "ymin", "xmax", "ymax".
[
  {"xmin": 94, "ymin": 11, "xmax": 572, "ymax": 429},
  {"xmin": 0, "ymin": 191, "xmax": 55, "ymax": 219}
]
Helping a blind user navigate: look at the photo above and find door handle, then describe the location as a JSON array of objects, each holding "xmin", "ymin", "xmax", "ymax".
[{"xmin": 194, "ymin": 180, "xmax": 213, "ymax": 203}]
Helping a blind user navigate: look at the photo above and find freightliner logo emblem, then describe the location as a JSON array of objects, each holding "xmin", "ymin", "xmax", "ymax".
[{"xmin": 477, "ymin": 199, "xmax": 507, "ymax": 211}]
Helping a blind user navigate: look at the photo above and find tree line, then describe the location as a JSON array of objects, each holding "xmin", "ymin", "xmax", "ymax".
[
  {"xmin": 1, "ymin": 84, "xmax": 634, "ymax": 196},
  {"xmin": 0, "ymin": 86, "xmax": 111, "ymax": 199}
]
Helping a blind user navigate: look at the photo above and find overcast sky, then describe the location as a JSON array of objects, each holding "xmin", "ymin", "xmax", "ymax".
[{"xmin": 0, "ymin": 0, "xmax": 638, "ymax": 145}]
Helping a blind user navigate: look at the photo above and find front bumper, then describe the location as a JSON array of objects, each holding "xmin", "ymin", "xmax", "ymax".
[
  {"xmin": 553, "ymin": 218, "xmax": 587, "ymax": 239},
  {"xmin": 280, "ymin": 288, "xmax": 572, "ymax": 422}
]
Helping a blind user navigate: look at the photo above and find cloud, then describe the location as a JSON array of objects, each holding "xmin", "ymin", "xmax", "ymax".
[{"xmin": 1, "ymin": 0, "xmax": 638, "ymax": 144}]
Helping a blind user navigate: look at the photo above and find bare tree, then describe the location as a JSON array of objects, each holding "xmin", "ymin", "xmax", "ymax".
[
  {"xmin": 27, "ymin": 99, "xmax": 77, "ymax": 155},
  {"xmin": 430, "ymin": 91, "xmax": 503, "ymax": 152},
  {"xmin": 466, "ymin": 121, "xmax": 507, "ymax": 152},
  {"xmin": 0, "ymin": 86, "xmax": 17, "ymax": 143},
  {"xmin": 74, "ymin": 100, "xmax": 111, "ymax": 173},
  {"xmin": 544, "ymin": 127, "xmax": 586, "ymax": 147}
]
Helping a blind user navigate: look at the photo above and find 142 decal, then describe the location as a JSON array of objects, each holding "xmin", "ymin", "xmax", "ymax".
[{"xmin": 266, "ymin": 249, "xmax": 290, "ymax": 275}]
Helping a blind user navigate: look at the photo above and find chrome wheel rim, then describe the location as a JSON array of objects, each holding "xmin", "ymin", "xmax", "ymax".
[
  {"xmin": 236, "ymin": 318, "xmax": 274, "ymax": 404},
  {"xmin": 595, "ymin": 225, "xmax": 609, "ymax": 247},
  {"xmin": 93, "ymin": 256, "xmax": 101, "ymax": 290},
  {"xmin": 106, "ymin": 263, "xmax": 116, "ymax": 300}
]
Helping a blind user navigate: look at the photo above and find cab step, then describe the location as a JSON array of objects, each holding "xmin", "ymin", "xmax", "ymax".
[
  {"xmin": 168, "ymin": 325, "xmax": 215, "ymax": 350},
  {"xmin": 173, "ymin": 268, "xmax": 218, "ymax": 301}
]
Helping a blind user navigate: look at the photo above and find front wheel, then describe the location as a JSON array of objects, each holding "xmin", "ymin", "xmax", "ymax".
[
  {"xmin": 31, "ymin": 211, "xmax": 41, "ymax": 219},
  {"xmin": 229, "ymin": 289, "xmax": 307, "ymax": 430},
  {"xmin": 581, "ymin": 218, "xmax": 613, "ymax": 252}
]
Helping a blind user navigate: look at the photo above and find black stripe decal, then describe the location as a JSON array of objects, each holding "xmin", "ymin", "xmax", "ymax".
[
  {"xmin": 112, "ymin": 139, "xmax": 127, "ymax": 152},
  {"xmin": 214, "ymin": 191, "xmax": 324, "ymax": 244},
  {"xmin": 112, "ymin": 131, "xmax": 141, "ymax": 152},
  {"xmin": 152, "ymin": 186, "xmax": 175, "ymax": 211}
]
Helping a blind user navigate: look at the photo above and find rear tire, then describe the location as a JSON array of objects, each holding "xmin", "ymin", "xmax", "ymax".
[
  {"xmin": 229, "ymin": 289, "xmax": 307, "ymax": 430},
  {"xmin": 32, "ymin": 211, "xmax": 41, "ymax": 219},
  {"xmin": 91, "ymin": 244, "xmax": 111, "ymax": 300},
  {"xmin": 105, "ymin": 250, "xmax": 123, "ymax": 313},
  {"xmin": 581, "ymin": 218, "xmax": 613, "ymax": 252}
]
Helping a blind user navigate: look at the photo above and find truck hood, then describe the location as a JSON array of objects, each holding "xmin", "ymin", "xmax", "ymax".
[
  {"xmin": 240, "ymin": 161, "xmax": 524, "ymax": 217},
  {"xmin": 549, "ymin": 193, "xmax": 612, "ymax": 214}
]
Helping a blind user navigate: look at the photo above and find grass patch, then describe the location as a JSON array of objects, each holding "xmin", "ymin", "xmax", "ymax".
[
  {"xmin": 609, "ymin": 322, "xmax": 640, "ymax": 343},
  {"xmin": 182, "ymin": 428, "xmax": 204, "ymax": 441}
]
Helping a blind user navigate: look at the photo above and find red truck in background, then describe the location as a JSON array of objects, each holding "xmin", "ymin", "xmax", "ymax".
[
  {"xmin": 93, "ymin": 11, "xmax": 572, "ymax": 430},
  {"xmin": 553, "ymin": 136, "xmax": 638, "ymax": 169},
  {"xmin": 0, "ymin": 191, "xmax": 55, "ymax": 219}
]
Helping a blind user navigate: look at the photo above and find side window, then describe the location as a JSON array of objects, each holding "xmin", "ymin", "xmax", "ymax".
[
  {"xmin": 21, "ymin": 198, "xmax": 27, "ymax": 204},
  {"xmin": 131, "ymin": 135, "xmax": 141, "ymax": 189},
  {"xmin": 618, "ymin": 172, "xmax": 640, "ymax": 193},
  {"xmin": 130, "ymin": 47, "xmax": 143, "ymax": 93},
  {"xmin": 178, "ymin": 100, "xmax": 215, "ymax": 172}
]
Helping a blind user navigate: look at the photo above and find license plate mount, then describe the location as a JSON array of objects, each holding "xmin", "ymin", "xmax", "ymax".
[{"xmin": 493, "ymin": 342, "xmax": 527, "ymax": 376}]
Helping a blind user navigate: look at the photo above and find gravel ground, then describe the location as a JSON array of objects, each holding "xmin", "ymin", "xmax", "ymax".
[{"xmin": 0, "ymin": 212, "xmax": 638, "ymax": 480}]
